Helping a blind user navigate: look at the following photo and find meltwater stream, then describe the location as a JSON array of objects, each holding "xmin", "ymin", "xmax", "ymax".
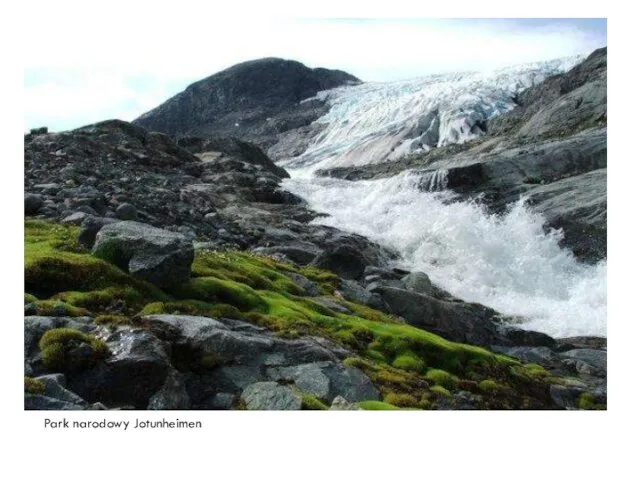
[{"xmin": 282, "ymin": 172, "xmax": 607, "ymax": 338}]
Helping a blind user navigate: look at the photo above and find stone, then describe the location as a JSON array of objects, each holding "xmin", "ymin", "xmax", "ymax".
[
  {"xmin": 371, "ymin": 286, "xmax": 507, "ymax": 347},
  {"xmin": 78, "ymin": 216, "xmax": 118, "ymax": 248},
  {"xmin": 283, "ymin": 272, "xmax": 320, "ymax": 296},
  {"xmin": 115, "ymin": 202, "xmax": 137, "ymax": 220},
  {"xmin": 330, "ymin": 396, "xmax": 361, "ymax": 410},
  {"xmin": 62, "ymin": 212, "xmax": 89, "ymax": 225},
  {"xmin": 92, "ymin": 221, "xmax": 194, "ymax": 288},
  {"xmin": 25, "ymin": 193, "xmax": 44, "ymax": 215},
  {"xmin": 68, "ymin": 329, "xmax": 172, "ymax": 409},
  {"xmin": 241, "ymin": 382, "xmax": 303, "ymax": 410},
  {"xmin": 148, "ymin": 370, "xmax": 191, "ymax": 409},
  {"xmin": 559, "ymin": 348, "xmax": 606, "ymax": 375},
  {"xmin": 311, "ymin": 244, "xmax": 372, "ymax": 280},
  {"xmin": 34, "ymin": 374, "xmax": 88, "ymax": 406},
  {"xmin": 207, "ymin": 392, "xmax": 236, "ymax": 410},
  {"xmin": 25, "ymin": 394, "xmax": 84, "ymax": 410}
]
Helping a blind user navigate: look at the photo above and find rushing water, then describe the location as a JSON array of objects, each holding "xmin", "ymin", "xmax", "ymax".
[{"xmin": 282, "ymin": 172, "xmax": 607, "ymax": 338}]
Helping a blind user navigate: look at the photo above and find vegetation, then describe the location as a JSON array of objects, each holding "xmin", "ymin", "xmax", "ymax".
[
  {"xmin": 38, "ymin": 328, "xmax": 109, "ymax": 372},
  {"xmin": 25, "ymin": 219, "xmax": 559, "ymax": 409},
  {"xmin": 25, "ymin": 376, "xmax": 45, "ymax": 395}
]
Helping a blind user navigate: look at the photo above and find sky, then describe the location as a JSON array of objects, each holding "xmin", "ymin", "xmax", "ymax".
[{"xmin": 24, "ymin": 18, "xmax": 606, "ymax": 132}]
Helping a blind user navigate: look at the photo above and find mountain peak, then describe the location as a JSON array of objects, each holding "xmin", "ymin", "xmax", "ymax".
[{"xmin": 133, "ymin": 58, "xmax": 360, "ymax": 148}]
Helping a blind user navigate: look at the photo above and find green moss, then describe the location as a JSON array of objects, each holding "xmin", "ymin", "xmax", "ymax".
[
  {"xmin": 523, "ymin": 363, "xmax": 550, "ymax": 377},
  {"xmin": 301, "ymin": 394, "xmax": 329, "ymax": 410},
  {"xmin": 190, "ymin": 250, "xmax": 306, "ymax": 295},
  {"xmin": 38, "ymin": 328, "xmax": 109, "ymax": 372},
  {"xmin": 392, "ymin": 353, "xmax": 426, "ymax": 373},
  {"xmin": 138, "ymin": 300, "xmax": 242, "ymax": 319},
  {"xmin": 25, "ymin": 376, "xmax": 45, "ymax": 395},
  {"xmin": 576, "ymin": 392, "xmax": 601, "ymax": 410},
  {"xmin": 28, "ymin": 300, "xmax": 88, "ymax": 317},
  {"xmin": 24, "ymin": 220, "xmax": 556, "ymax": 410},
  {"xmin": 172, "ymin": 277, "xmax": 267, "ymax": 311},
  {"xmin": 25, "ymin": 293, "xmax": 38, "ymax": 304},
  {"xmin": 429, "ymin": 385, "xmax": 452, "ymax": 397},
  {"xmin": 478, "ymin": 380, "xmax": 500, "ymax": 392},
  {"xmin": 425, "ymin": 369, "xmax": 459, "ymax": 389},
  {"xmin": 25, "ymin": 220, "xmax": 166, "ymax": 303},
  {"xmin": 359, "ymin": 400, "xmax": 404, "ymax": 410},
  {"xmin": 383, "ymin": 392, "xmax": 422, "ymax": 408}
]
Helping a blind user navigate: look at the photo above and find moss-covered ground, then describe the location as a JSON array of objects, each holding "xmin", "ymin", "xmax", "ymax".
[{"xmin": 25, "ymin": 219, "xmax": 558, "ymax": 409}]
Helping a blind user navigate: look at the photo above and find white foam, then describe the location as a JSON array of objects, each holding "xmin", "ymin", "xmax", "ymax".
[{"xmin": 283, "ymin": 172, "xmax": 607, "ymax": 338}]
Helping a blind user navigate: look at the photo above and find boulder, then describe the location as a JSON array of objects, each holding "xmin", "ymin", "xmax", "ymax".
[
  {"xmin": 78, "ymin": 216, "xmax": 118, "ymax": 248},
  {"xmin": 266, "ymin": 361, "xmax": 379, "ymax": 404},
  {"xmin": 115, "ymin": 202, "xmax": 137, "ymax": 220},
  {"xmin": 371, "ymin": 286, "xmax": 506, "ymax": 347},
  {"xmin": 241, "ymin": 382, "xmax": 303, "ymax": 410},
  {"xmin": 25, "ymin": 193, "xmax": 44, "ymax": 215},
  {"xmin": 92, "ymin": 221, "xmax": 194, "ymax": 288},
  {"xmin": 68, "ymin": 329, "xmax": 172, "ymax": 409},
  {"xmin": 148, "ymin": 370, "xmax": 191, "ymax": 409}
]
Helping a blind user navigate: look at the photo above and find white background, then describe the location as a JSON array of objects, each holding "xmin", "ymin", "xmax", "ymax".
[{"xmin": 2, "ymin": 1, "xmax": 636, "ymax": 479}]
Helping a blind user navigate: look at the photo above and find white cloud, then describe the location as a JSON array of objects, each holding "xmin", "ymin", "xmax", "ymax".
[{"xmin": 24, "ymin": 18, "xmax": 605, "ymax": 131}]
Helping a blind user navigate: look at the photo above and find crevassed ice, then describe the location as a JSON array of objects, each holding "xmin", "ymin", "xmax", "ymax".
[
  {"xmin": 280, "ymin": 55, "xmax": 584, "ymax": 172},
  {"xmin": 282, "ymin": 172, "xmax": 606, "ymax": 338}
]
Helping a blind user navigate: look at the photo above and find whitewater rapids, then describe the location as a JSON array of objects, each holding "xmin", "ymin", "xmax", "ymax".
[
  {"xmin": 282, "ymin": 172, "xmax": 606, "ymax": 338},
  {"xmin": 278, "ymin": 54, "xmax": 605, "ymax": 338}
]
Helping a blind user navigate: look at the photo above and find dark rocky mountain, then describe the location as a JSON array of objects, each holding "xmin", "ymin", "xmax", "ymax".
[{"xmin": 133, "ymin": 58, "xmax": 360, "ymax": 154}]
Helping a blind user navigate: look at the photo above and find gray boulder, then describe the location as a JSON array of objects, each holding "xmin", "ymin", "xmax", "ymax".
[
  {"xmin": 241, "ymin": 382, "xmax": 303, "ymax": 410},
  {"xmin": 115, "ymin": 202, "xmax": 138, "ymax": 220},
  {"xmin": 92, "ymin": 221, "xmax": 194, "ymax": 288},
  {"xmin": 25, "ymin": 394, "xmax": 85, "ymax": 410},
  {"xmin": 266, "ymin": 361, "xmax": 379, "ymax": 404},
  {"xmin": 371, "ymin": 286, "xmax": 506, "ymax": 347},
  {"xmin": 34, "ymin": 374, "xmax": 88, "ymax": 407}
]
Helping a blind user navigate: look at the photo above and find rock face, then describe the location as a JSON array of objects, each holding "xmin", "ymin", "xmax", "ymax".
[
  {"xmin": 92, "ymin": 221, "xmax": 194, "ymax": 288},
  {"xmin": 133, "ymin": 57, "xmax": 361, "ymax": 155}
]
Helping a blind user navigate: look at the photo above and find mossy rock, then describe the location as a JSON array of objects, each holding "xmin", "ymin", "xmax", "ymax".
[
  {"xmin": 425, "ymin": 368, "xmax": 459, "ymax": 389},
  {"xmin": 301, "ymin": 394, "xmax": 329, "ymax": 410},
  {"xmin": 429, "ymin": 385, "xmax": 452, "ymax": 397},
  {"xmin": 38, "ymin": 328, "xmax": 109, "ymax": 372},
  {"xmin": 25, "ymin": 376, "xmax": 45, "ymax": 395},
  {"xmin": 28, "ymin": 300, "xmax": 88, "ymax": 317}
]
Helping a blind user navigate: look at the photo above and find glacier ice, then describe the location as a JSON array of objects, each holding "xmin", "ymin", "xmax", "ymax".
[{"xmin": 279, "ymin": 55, "xmax": 584, "ymax": 173}]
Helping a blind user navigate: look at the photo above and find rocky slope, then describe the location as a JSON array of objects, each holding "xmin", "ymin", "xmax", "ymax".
[
  {"xmin": 317, "ymin": 48, "xmax": 607, "ymax": 263},
  {"xmin": 24, "ymin": 118, "xmax": 606, "ymax": 410},
  {"xmin": 133, "ymin": 58, "xmax": 360, "ymax": 156}
]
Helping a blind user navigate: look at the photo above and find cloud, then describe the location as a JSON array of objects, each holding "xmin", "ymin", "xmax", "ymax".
[{"xmin": 24, "ymin": 18, "xmax": 605, "ymax": 131}]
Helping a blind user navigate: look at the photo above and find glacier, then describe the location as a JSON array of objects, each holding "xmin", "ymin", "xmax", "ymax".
[
  {"xmin": 280, "ymin": 55, "xmax": 584, "ymax": 173},
  {"xmin": 279, "ymin": 55, "xmax": 606, "ymax": 338}
]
